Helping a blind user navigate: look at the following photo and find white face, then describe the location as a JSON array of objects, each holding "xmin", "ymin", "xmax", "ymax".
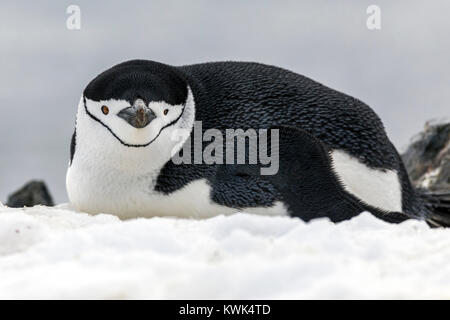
[{"xmin": 83, "ymin": 97, "xmax": 185, "ymax": 146}]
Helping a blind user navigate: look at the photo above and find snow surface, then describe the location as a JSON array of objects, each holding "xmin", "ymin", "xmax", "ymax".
[{"xmin": 1, "ymin": 202, "xmax": 450, "ymax": 299}]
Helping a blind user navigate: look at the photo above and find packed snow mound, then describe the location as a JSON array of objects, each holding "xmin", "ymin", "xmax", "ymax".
[{"xmin": 1, "ymin": 203, "xmax": 450, "ymax": 299}]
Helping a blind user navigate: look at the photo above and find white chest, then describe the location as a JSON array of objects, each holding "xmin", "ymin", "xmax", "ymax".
[
  {"xmin": 66, "ymin": 158, "xmax": 230, "ymax": 219},
  {"xmin": 66, "ymin": 163, "xmax": 288, "ymax": 219}
]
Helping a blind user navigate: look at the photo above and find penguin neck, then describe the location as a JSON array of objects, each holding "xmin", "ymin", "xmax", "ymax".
[{"xmin": 72, "ymin": 88, "xmax": 196, "ymax": 188}]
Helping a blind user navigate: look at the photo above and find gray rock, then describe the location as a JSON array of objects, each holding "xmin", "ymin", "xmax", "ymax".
[
  {"xmin": 6, "ymin": 180, "xmax": 54, "ymax": 208},
  {"xmin": 402, "ymin": 121, "xmax": 450, "ymax": 191}
]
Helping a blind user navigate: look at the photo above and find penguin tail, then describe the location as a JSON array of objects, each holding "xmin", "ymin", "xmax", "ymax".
[{"xmin": 420, "ymin": 190, "xmax": 450, "ymax": 228}]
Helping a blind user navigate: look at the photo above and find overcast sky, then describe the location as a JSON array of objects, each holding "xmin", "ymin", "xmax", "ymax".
[{"xmin": 0, "ymin": 0, "xmax": 449, "ymax": 202}]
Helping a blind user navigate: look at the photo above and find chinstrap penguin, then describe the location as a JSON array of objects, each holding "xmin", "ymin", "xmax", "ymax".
[{"xmin": 66, "ymin": 60, "xmax": 450, "ymax": 226}]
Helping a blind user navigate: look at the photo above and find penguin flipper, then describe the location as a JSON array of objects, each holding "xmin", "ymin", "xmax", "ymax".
[{"xmin": 232, "ymin": 126, "xmax": 365, "ymax": 222}]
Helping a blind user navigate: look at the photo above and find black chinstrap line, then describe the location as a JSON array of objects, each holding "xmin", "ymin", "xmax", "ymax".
[{"xmin": 83, "ymin": 96, "xmax": 185, "ymax": 148}]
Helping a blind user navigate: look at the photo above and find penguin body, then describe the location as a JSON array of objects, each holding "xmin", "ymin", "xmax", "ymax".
[{"xmin": 67, "ymin": 60, "xmax": 443, "ymax": 224}]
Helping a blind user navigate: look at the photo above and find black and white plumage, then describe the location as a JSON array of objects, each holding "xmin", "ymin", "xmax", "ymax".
[{"xmin": 66, "ymin": 60, "xmax": 449, "ymax": 226}]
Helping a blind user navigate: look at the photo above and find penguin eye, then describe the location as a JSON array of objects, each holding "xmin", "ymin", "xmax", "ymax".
[
  {"xmin": 163, "ymin": 109, "xmax": 169, "ymax": 115},
  {"xmin": 101, "ymin": 105, "xmax": 109, "ymax": 115}
]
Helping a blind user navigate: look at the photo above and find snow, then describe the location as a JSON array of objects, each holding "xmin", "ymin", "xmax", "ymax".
[{"xmin": 1, "ymin": 203, "xmax": 450, "ymax": 299}]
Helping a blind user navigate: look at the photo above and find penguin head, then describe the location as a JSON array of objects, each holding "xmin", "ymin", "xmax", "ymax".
[{"xmin": 79, "ymin": 60, "xmax": 194, "ymax": 148}]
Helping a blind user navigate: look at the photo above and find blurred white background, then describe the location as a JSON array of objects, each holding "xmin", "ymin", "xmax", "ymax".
[{"xmin": 0, "ymin": 0, "xmax": 449, "ymax": 202}]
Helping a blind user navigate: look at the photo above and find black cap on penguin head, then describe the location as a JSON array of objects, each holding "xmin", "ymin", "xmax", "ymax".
[{"xmin": 83, "ymin": 60, "xmax": 188, "ymax": 106}]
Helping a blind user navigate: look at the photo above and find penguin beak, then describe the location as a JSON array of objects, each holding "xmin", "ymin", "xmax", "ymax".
[{"xmin": 117, "ymin": 105, "xmax": 156, "ymax": 129}]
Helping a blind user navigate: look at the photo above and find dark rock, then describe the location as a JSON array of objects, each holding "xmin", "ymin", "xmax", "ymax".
[
  {"xmin": 402, "ymin": 121, "xmax": 450, "ymax": 191},
  {"xmin": 6, "ymin": 180, "xmax": 54, "ymax": 208}
]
